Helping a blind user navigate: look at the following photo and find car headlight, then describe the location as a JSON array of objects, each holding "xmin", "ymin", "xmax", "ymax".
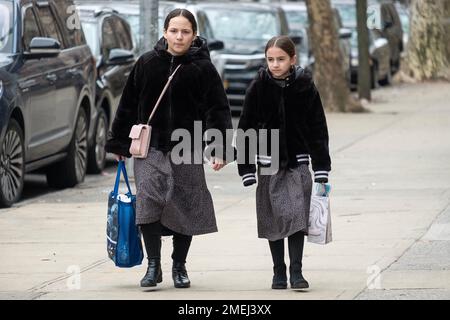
[
  {"xmin": 246, "ymin": 57, "xmax": 266, "ymax": 69},
  {"xmin": 0, "ymin": 80, "xmax": 3, "ymax": 99}
]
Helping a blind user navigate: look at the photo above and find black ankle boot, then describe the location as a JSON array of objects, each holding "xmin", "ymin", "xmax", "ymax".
[
  {"xmin": 140, "ymin": 258, "xmax": 162, "ymax": 287},
  {"xmin": 172, "ymin": 261, "xmax": 190, "ymax": 288},
  {"xmin": 290, "ymin": 266, "xmax": 309, "ymax": 289},
  {"xmin": 288, "ymin": 231, "xmax": 308, "ymax": 289},
  {"xmin": 272, "ymin": 264, "xmax": 287, "ymax": 289}
]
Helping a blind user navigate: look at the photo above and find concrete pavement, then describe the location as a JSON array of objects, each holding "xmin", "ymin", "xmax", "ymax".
[{"xmin": 0, "ymin": 81, "xmax": 449, "ymax": 300}]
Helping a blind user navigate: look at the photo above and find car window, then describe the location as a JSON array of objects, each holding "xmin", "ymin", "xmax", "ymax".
[
  {"xmin": 285, "ymin": 10, "xmax": 308, "ymax": 32},
  {"xmin": 56, "ymin": 3, "xmax": 86, "ymax": 47},
  {"xmin": 334, "ymin": 3, "xmax": 356, "ymax": 28},
  {"xmin": 205, "ymin": 8, "xmax": 278, "ymax": 41},
  {"xmin": 22, "ymin": 7, "xmax": 41, "ymax": 52},
  {"xmin": 196, "ymin": 11, "xmax": 213, "ymax": 39},
  {"xmin": 0, "ymin": 1, "xmax": 14, "ymax": 53},
  {"xmin": 112, "ymin": 16, "xmax": 132, "ymax": 50},
  {"xmin": 102, "ymin": 17, "xmax": 120, "ymax": 59},
  {"xmin": 38, "ymin": 5, "xmax": 65, "ymax": 48}
]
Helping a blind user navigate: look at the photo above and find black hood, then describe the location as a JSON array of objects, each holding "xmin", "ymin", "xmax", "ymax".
[
  {"xmin": 220, "ymin": 39, "xmax": 266, "ymax": 55},
  {"xmin": 258, "ymin": 65, "xmax": 314, "ymax": 90},
  {"xmin": 154, "ymin": 36, "xmax": 212, "ymax": 63}
]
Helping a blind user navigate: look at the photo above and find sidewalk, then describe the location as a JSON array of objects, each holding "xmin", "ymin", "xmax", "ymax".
[{"xmin": 1, "ymin": 81, "xmax": 449, "ymax": 300}]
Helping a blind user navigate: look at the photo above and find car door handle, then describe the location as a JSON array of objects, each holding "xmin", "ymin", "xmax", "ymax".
[
  {"xmin": 46, "ymin": 74, "xmax": 57, "ymax": 82},
  {"xmin": 67, "ymin": 68, "xmax": 78, "ymax": 75},
  {"xmin": 124, "ymin": 71, "xmax": 130, "ymax": 77},
  {"xmin": 19, "ymin": 79, "xmax": 37, "ymax": 92}
]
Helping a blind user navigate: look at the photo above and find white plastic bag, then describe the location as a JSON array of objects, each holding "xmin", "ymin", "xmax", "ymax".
[{"xmin": 307, "ymin": 184, "xmax": 332, "ymax": 245}]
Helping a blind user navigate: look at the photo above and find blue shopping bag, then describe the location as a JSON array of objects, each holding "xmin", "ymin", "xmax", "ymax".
[{"xmin": 106, "ymin": 160, "xmax": 143, "ymax": 267}]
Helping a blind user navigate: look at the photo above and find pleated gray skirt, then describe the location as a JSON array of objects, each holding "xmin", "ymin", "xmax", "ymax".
[
  {"xmin": 256, "ymin": 164, "xmax": 313, "ymax": 241},
  {"xmin": 133, "ymin": 148, "xmax": 217, "ymax": 236}
]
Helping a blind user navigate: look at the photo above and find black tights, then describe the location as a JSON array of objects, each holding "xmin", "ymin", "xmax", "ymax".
[
  {"xmin": 140, "ymin": 224, "xmax": 192, "ymax": 263},
  {"xmin": 268, "ymin": 230, "xmax": 305, "ymax": 272}
]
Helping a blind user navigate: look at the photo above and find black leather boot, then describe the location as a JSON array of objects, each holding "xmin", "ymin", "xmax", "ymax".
[
  {"xmin": 172, "ymin": 261, "xmax": 190, "ymax": 288},
  {"xmin": 289, "ymin": 269, "xmax": 309, "ymax": 289},
  {"xmin": 288, "ymin": 231, "xmax": 309, "ymax": 289},
  {"xmin": 140, "ymin": 258, "xmax": 162, "ymax": 287},
  {"xmin": 272, "ymin": 264, "xmax": 288, "ymax": 289}
]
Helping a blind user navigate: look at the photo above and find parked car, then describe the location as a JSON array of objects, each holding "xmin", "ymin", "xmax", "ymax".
[
  {"xmin": 77, "ymin": 5, "xmax": 136, "ymax": 173},
  {"xmin": 85, "ymin": 1, "xmax": 226, "ymax": 77},
  {"xmin": 349, "ymin": 28, "xmax": 392, "ymax": 89},
  {"xmin": 200, "ymin": 2, "xmax": 293, "ymax": 112},
  {"xmin": 0, "ymin": 0, "xmax": 96, "ymax": 207},
  {"xmin": 333, "ymin": 0, "xmax": 403, "ymax": 73},
  {"xmin": 280, "ymin": 1, "xmax": 353, "ymax": 85},
  {"xmin": 367, "ymin": 1, "xmax": 403, "ymax": 72}
]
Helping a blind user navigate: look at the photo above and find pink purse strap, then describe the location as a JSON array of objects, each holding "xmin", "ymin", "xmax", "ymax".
[{"xmin": 146, "ymin": 64, "xmax": 182, "ymax": 125}]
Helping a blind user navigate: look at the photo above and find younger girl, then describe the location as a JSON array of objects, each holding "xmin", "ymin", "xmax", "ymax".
[{"xmin": 237, "ymin": 36, "xmax": 331, "ymax": 289}]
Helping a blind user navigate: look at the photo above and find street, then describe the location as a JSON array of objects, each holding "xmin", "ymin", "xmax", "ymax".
[{"xmin": 1, "ymin": 81, "xmax": 449, "ymax": 300}]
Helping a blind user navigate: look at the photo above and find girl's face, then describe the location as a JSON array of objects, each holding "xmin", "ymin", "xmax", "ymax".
[
  {"xmin": 266, "ymin": 46, "xmax": 296, "ymax": 79},
  {"xmin": 164, "ymin": 16, "xmax": 197, "ymax": 56}
]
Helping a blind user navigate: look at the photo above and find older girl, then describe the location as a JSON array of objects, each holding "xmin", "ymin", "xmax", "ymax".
[{"xmin": 106, "ymin": 9, "xmax": 233, "ymax": 289}]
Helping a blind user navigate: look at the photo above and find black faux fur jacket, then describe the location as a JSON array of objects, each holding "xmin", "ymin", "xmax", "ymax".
[
  {"xmin": 237, "ymin": 66, "xmax": 331, "ymax": 185},
  {"xmin": 105, "ymin": 36, "xmax": 233, "ymax": 159}
]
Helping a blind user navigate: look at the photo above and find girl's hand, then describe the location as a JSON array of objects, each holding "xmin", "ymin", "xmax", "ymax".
[
  {"xmin": 114, "ymin": 154, "xmax": 126, "ymax": 162},
  {"xmin": 210, "ymin": 157, "xmax": 226, "ymax": 171}
]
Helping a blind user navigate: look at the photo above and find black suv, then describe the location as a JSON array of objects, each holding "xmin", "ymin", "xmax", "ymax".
[
  {"xmin": 0, "ymin": 0, "xmax": 96, "ymax": 207},
  {"xmin": 77, "ymin": 5, "xmax": 136, "ymax": 173}
]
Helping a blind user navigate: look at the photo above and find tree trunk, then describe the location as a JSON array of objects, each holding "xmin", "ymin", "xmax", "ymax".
[
  {"xmin": 404, "ymin": 0, "xmax": 450, "ymax": 80},
  {"xmin": 357, "ymin": 0, "xmax": 371, "ymax": 101},
  {"xmin": 140, "ymin": 0, "xmax": 159, "ymax": 52},
  {"xmin": 305, "ymin": 0, "xmax": 364, "ymax": 112}
]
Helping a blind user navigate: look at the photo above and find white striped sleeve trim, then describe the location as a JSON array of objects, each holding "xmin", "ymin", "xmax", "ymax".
[
  {"xmin": 314, "ymin": 171, "xmax": 329, "ymax": 179},
  {"xmin": 242, "ymin": 173, "xmax": 257, "ymax": 185}
]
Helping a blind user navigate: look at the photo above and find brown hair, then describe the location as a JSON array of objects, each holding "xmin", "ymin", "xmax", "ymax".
[
  {"xmin": 265, "ymin": 36, "xmax": 296, "ymax": 57},
  {"xmin": 164, "ymin": 8, "xmax": 198, "ymax": 34}
]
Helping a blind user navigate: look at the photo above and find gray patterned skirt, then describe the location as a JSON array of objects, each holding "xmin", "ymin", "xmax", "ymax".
[
  {"xmin": 133, "ymin": 148, "xmax": 217, "ymax": 236},
  {"xmin": 256, "ymin": 164, "xmax": 312, "ymax": 241}
]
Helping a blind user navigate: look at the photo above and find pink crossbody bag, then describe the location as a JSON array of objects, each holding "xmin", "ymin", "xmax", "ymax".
[{"xmin": 128, "ymin": 64, "xmax": 182, "ymax": 158}]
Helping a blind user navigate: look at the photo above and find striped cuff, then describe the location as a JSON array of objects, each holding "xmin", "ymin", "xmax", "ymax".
[
  {"xmin": 314, "ymin": 171, "xmax": 329, "ymax": 183},
  {"xmin": 242, "ymin": 173, "xmax": 257, "ymax": 186},
  {"xmin": 296, "ymin": 154, "xmax": 310, "ymax": 165}
]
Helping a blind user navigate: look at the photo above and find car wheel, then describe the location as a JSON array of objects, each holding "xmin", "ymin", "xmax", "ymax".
[
  {"xmin": 0, "ymin": 119, "xmax": 25, "ymax": 208},
  {"xmin": 371, "ymin": 64, "xmax": 379, "ymax": 89},
  {"xmin": 87, "ymin": 108, "xmax": 108, "ymax": 173},
  {"xmin": 47, "ymin": 108, "xmax": 88, "ymax": 188},
  {"xmin": 380, "ymin": 64, "xmax": 392, "ymax": 86}
]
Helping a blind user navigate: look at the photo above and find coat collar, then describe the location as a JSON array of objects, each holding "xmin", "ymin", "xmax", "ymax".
[
  {"xmin": 259, "ymin": 65, "xmax": 314, "ymax": 91},
  {"xmin": 154, "ymin": 36, "xmax": 211, "ymax": 64}
]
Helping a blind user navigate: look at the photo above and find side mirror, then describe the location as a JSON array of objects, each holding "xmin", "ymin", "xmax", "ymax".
[
  {"xmin": 290, "ymin": 35, "xmax": 303, "ymax": 45},
  {"xmin": 208, "ymin": 39, "xmax": 224, "ymax": 51},
  {"xmin": 25, "ymin": 37, "xmax": 61, "ymax": 58},
  {"xmin": 339, "ymin": 28, "xmax": 352, "ymax": 39},
  {"xmin": 107, "ymin": 48, "xmax": 135, "ymax": 65}
]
